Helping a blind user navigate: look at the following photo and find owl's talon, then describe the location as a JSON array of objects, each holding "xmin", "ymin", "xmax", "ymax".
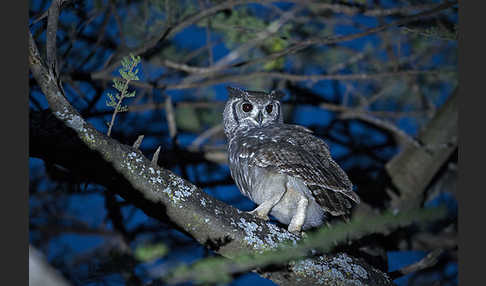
[
  {"xmin": 287, "ymin": 223, "xmax": 303, "ymax": 234},
  {"xmin": 289, "ymin": 229, "xmax": 302, "ymax": 235},
  {"xmin": 248, "ymin": 210, "xmax": 270, "ymax": 221}
]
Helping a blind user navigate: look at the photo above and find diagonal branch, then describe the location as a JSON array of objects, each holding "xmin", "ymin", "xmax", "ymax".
[
  {"xmin": 386, "ymin": 87, "xmax": 458, "ymax": 212},
  {"xmin": 46, "ymin": 0, "xmax": 62, "ymax": 73},
  {"xmin": 339, "ymin": 111, "xmax": 421, "ymax": 148},
  {"xmin": 160, "ymin": 69, "xmax": 453, "ymax": 90},
  {"xmin": 388, "ymin": 249, "xmax": 444, "ymax": 279},
  {"xmin": 304, "ymin": 1, "xmax": 457, "ymax": 47}
]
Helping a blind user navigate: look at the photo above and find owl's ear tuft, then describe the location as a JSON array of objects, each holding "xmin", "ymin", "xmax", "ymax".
[
  {"xmin": 226, "ymin": 86, "xmax": 246, "ymax": 99},
  {"xmin": 269, "ymin": 90, "xmax": 285, "ymax": 100}
]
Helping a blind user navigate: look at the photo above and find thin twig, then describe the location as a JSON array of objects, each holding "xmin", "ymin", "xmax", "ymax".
[
  {"xmin": 388, "ymin": 249, "xmax": 444, "ymax": 279},
  {"xmin": 110, "ymin": 0, "xmax": 126, "ymax": 47},
  {"xmin": 188, "ymin": 124, "xmax": 224, "ymax": 152},
  {"xmin": 160, "ymin": 69, "xmax": 453, "ymax": 90},
  {"xmin": 133, "ymin": 135, "xmax": 144, "ymax": 149},
  {"xmin": 174, "ymin": 5, "xmax": 302, "ymax": 88},
  {"xmin": 339, "ymin": 111, "xmax": 421, "ymax": 148},
  {"xmin": 302, "ymin": 1, "xmax": 441, "ymax": 17},
  {"xmin": 46, "ymin": 0, "xmax": 62, "ymax": 73},
  {"xmin": 106, "ymin": 55, "xmax": 141, "ymax": 136},
  {"xmin": 164, "ymin": 96, "xmax": 177, "ymax": 139},
  {"xmin": 199, "ymin": 0, "xmax": 214, "ymax": 65},
  {"xmin": 107, "ymin": 78, "xmax": 130, "ymax": 137},
  {"xmin": 152, "ymin": 146, "xmax": 161, "ymax": 166}
]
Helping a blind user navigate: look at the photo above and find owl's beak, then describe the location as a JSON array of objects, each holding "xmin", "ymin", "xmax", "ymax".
[{"xmin": 256, "ymin": 111, "xmax": 263, "ymax": 126}]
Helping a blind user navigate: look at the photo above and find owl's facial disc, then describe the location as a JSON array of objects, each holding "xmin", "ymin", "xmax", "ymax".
[
  {"xmin": 223, "ymin": 88, "xmax": 284, "ymax": 138},
  {"xmin": 238, "ymin": 99, "xmax": 278, "ymax": 128}
]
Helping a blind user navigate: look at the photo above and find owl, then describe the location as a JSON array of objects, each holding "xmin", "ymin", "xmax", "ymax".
[{"xmin": 223, "ymin": 86, "xmax": 360, "ymax": 233}]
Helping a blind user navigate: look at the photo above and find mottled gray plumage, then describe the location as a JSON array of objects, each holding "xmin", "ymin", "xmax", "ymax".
[{"xmin": 223, "ymin": 86, "xmax": 360, "ymax": 232}]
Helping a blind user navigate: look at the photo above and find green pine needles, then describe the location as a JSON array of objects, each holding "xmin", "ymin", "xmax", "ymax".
[{"xmin": 106, "ymin": 53, "xmax": 141, "ymax": 136}]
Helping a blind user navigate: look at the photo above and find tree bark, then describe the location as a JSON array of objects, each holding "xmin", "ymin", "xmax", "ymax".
[{"xmin": 386, "ymin": 87, "xmax": 458, "ymax": 211}]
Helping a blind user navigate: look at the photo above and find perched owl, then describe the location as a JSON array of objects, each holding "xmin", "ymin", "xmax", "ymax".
[{"xmin": 223, "ymin": 86, "xmax": 360, "ymax": 233}]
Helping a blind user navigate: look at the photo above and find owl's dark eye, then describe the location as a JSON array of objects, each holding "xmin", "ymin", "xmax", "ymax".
[
  {"xmin": 265, "ymin": 104, "xmax": 273, "ymax": 114},
  {"xmin": 242, "ymin": 103, "xmax": 253, "ymax": 112}
]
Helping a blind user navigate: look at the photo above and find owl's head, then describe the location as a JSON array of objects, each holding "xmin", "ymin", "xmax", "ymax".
[{"xmin": 223, "ymin": 86, "xmax": 285, "ymax": 138}]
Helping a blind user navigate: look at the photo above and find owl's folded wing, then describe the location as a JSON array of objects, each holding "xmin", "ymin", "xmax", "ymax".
[{"xmin": 246, "ymin": 128, "xmax": 360, "ymax": 215}]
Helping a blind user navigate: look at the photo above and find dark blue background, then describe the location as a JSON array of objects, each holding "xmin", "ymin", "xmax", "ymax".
[{"xmin": 29, "ymin": 1, "xmax": 458, "ymax": 285}]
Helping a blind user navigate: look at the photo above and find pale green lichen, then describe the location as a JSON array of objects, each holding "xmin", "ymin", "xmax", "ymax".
[
  {"xmin": 82, "ymin": 132, "xmax": 96, "ymax": 146},
  {"xmin": 331, "ymin": 253, "xmax": 368, "ymax": 280},
  {"xmin": 231, "ymin": 218, "xmax": 300, "ymax": 252},
  {"xmin": 163, "ymin": 173, "xmax": 195, "ymax": 205},
  {"xmin": 163, "ymin": 187, "xmax": 176, "ymax": 203},
  {"xmin": 54, "ymin": 107, "xmax": 99, "ymax": 148},
  {"xmin": 234, "ymin": 218, "xmax": 266, "ymax": 251},
  {"xmin": 66, "ymin": 114, "xmax": 84, "ymax": 131},
  {"xmin": 200, "ymin": 198, "xmax": 207, "ymax": 207},
  {"xmin": 55, "ymin": 107, "xmax": 85, "ymax": 132},
  {"xmin": 291, "ymin": 254, "xmax": 367, "ymax": 286}
]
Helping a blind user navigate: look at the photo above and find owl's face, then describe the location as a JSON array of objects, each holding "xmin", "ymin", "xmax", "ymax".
[{"xmin": 223, "ymin": 86, "xmax": 284, "ymax": 138}]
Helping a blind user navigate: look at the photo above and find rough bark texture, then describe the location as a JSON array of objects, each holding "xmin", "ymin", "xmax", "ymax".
[
  {"xmin": 29, "ymin": 31, "xmax": 394, "ymax": 286},
  {"xmin": 386, "ymin": 88, "xmax": 458, "ymax": 212}
]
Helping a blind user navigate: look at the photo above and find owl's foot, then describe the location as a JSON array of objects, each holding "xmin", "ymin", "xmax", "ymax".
[
  {"xmin": 287, "ymin": 195, "xmax": 309, "ymax": 235},
  {"xmin": 287, "ymin": 225, "xmax": 308, "ymax": 237},
  {"xmin": 287, "ymin": 223, "xmax": 302, "ymax": 234},
  {"xmin": 248, "ymin": 209, "xmax": 270, "ymax": 221}
]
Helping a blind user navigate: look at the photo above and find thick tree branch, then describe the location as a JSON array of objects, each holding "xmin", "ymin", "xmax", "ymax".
[{"xmin": 386, "ymin": 87, "xmax": 458, "ymax": 212}]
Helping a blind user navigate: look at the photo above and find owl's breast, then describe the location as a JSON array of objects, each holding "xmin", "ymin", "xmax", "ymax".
[
  {"xmin": 228, "ymin": 137, "xmax": 251, "ymax": 198},
  {"xmin": 228, "ymin": 132, "xmax": 269, "ymax": 199}
]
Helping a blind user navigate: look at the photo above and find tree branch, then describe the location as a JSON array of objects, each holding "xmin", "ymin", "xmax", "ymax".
[
  {"xmin": 388, "ymin": 249, "xmax": 444, "ymax": 279},
  {"xmin": 386, "ymin": 87, "xmax": 458, "ymax": 212},
  {"xmin": 46, "ymin": 0, "xmax": 62, "ymax": 73},
  {"xmin": 159, "ymin": 69, "xmax": 452, "ymax": 90}
]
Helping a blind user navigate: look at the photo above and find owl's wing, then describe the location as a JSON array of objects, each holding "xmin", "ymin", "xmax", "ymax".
[{"xmin": 245, "ymin": 125, "xmax": 360, "ymax": 216}]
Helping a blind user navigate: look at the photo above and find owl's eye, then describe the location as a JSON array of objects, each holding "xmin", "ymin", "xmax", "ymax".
[
  {"xmin": 265, "ymin": 104, "xmax": 273, "ymax": 114},
  {"xmin": 242, "ymin": 103, "xmax": 253, "ymax": 112}
]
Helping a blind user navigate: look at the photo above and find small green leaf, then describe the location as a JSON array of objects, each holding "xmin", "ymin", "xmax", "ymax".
[
  {"xmin": 175, "ymin": 106, "xmax": 201, "ymax": 132},
  {"xmin": 126, "ymin": 91, "xmax": 136, "ymax": 98},
  {"xmin": 119, "ymin": 70, "xmax": 128, "ymax": 80},
  {"xmin": 135, "ymin": 243, "xmax": 169, "ymax": 262}
]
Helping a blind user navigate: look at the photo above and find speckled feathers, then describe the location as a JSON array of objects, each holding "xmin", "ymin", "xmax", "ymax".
[
  {"xmin": 224, "ymin": 87, "xmax": 360, "ymax": 230},
  {"xmin": 229, "ymin": 124, "xmax": 359, "ymax": 216}
]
